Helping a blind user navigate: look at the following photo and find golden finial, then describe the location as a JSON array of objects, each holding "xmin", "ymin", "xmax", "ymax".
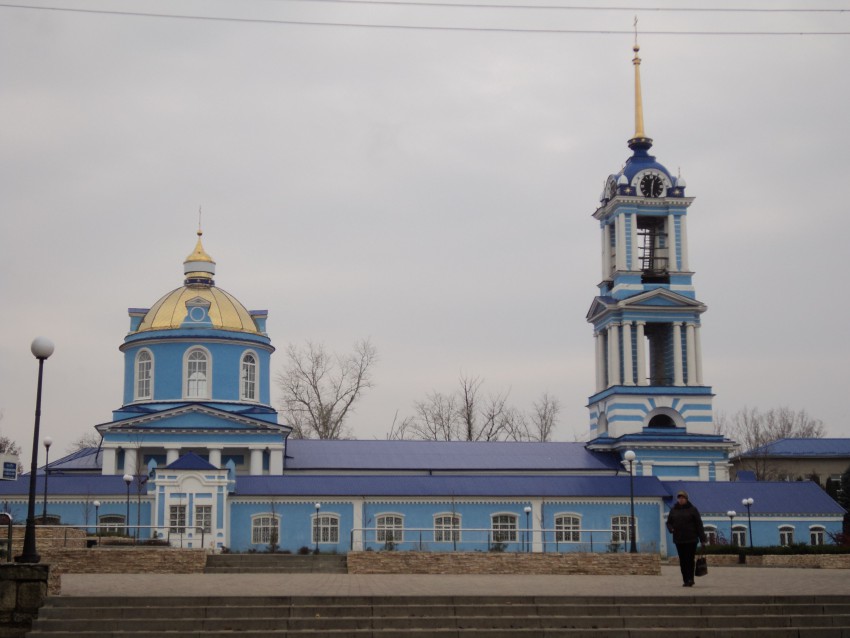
[
  {"xmin": 628, "ymin": 18, "xmax": 652, "ymax": 150},
  {"xmin": 185, "ymin": 209, "xmax": 215, "ymax": 265}
]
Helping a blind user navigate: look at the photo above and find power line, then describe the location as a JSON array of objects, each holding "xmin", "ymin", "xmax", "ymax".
[{"xmin": 1, "ymin": 3, "xmax": 848, "ymax": 35}]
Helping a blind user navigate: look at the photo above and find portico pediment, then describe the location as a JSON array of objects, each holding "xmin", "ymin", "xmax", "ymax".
[{"xmin": 95, "ymin": 404, "xmax": 291, "ymax": 436}]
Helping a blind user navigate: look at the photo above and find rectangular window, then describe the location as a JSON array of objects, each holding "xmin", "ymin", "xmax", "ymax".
[
  {"xmin": 169, "ymin": 505, "xmax": 186, "ymax": 534},
  {"xmin": 252, "ymin": 515, "xmax": 279, "ymax": 544},
  {"xmin": 732, "ymin": 527, "xmax": 747, "ymax": 547},
  {"xmin": 313, "ymin": 515, "xmax": 339, "ymax": 544},
  {"xmin": 779, "ymin": 527, "xmax": 794, "ymax": 546},
  {"xmin": 555, "ymin": 515, "xmax": 581, "ymax": 543},
  {"xmin": 491, "ymin": 514, "xmax": 517, "ymax": 543},
  {"xmin": 376, "ymin": 515, "xmax": 403, "ymax": 543},
  {"xmin": 611, "ymin": 515, "xmax": 634, "ymax": 544},
  {"xmin": 434, "ymin": 515, "xmax": 461, "ymax": 543},
  {"xmin": 810, "ymin": 528, "xmax": 825, "ymax": 546},
  {"xmin": 195, "ymin": 505, "xmax": 212, "ymax": 534},
  {"xmin": 704, "ymin": 526, "xmax": 718, "ymax": 546}
]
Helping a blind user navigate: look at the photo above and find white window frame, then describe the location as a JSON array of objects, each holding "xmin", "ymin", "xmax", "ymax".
[
  {"xmin": 611, "ymin": 515, "xmax": 637, "ymax": 544},
  {"xmin": 491, "ymin": 513, "xmax": 518, "ymax": 543},
  {"xmin": 135, "ymin": 349, "xmax": 153, "ymax": 400},
  {"xmin": 313, "ymin": 513, "xmax": 340, "ymax": 544},
  {"xmin": 555, "ymin": 513, "xmax": 582, "ymax": 543},
  {"xmin": 376, "ymin": 514, "xmax": 404, "ymax": 544},
  {"xmin": 810, "ymin": 526, "xmax": 825, "ymax": 546},
  {"xmin": 704, "ymin": 524, "xmax": 718, "ymax": 546},
  {"xmin": 99, "ymin": 514, "xmax": 126, "ymax": 534},
  {"xmin": 779, "ymin": 525, "xmax": 795, "ymax": 547},
  {"xmin": 240, "ymin": 351, "xmax": 258, "ymax": 402},
  {"xmin": 183, "ymin": 347, "xmax": 212, "ymax": 399},
  {"xmin": 732, "ymin": 525, "xmax": 747, "ymax": 547},
  {"xmin": 433, "ymin": 513, "xmax": 461, "ymax": 543},
  {"xmin": 251, "ymin": 514, "xmax": 280, "ymax": 545},
  {"xmin": 195, "ymin": 505, "xmax": 212, "ymax": 534},
  {"xmin": 169, "ymin": 505, "xmax": 186, "ymax": 534}
]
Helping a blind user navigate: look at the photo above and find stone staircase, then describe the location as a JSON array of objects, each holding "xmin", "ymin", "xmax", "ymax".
[
  {"xmin": 204, "ymin": 553, "xmax": 348, "ymax": 574},
  {"xmin": 27, "ymin": 595, "xmax": 850, "ymax": 637}
]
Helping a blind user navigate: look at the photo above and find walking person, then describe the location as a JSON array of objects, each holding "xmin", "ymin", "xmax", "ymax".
[{"xmin": 666, "ymin": 490, "xmax": 707, "ymax": 587}]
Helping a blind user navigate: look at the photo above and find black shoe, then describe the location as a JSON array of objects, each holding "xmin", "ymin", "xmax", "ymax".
[{"xmin": 686, "ymin": 581, "xmax": 694, "ymax": 587}]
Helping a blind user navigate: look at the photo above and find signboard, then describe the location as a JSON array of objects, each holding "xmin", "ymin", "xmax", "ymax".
[{"xmin": 0, "ymin": 454, "xmax": 19, "ymax": 481}]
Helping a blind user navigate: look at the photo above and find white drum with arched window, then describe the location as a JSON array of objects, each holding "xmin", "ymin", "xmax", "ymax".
[
  {"xmin": 240, "ymin": 352, "xmax": 257, "ymax": 401},
  {"xmin": 135, "ymin": 349, "xmax": 153, "ymax": 400},
  {"xmin": 185, "ymin": 348, "xmax": 210, "ymax": 399}
]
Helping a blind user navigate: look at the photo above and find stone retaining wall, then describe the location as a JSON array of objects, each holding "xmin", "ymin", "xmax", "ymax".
[
  {"xmin": 3, "ymin": 527, "xmax": 88, "ymax": 556},
  {"xmin": 0, "ymin": 564, "xmax": 48, "ymax": 638},
  {"xmin": 669, "ymin": 554, "xmax": 850, "ymax": 568},
  {"xmin": 347, "ymin": 551, "xmax": 660, "ymax": 575}
]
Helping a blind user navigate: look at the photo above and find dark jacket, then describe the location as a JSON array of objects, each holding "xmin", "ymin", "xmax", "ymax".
[{"xmin": 666, "ymin": 501, "xmax": 707, "ymax": 545}]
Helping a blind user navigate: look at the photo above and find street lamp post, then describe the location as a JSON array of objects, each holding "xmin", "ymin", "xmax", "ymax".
[
  {"xmin": 727, "ymin": 510, "xmax": 737, "ymax": 546},
  {"xmin": 123, "ymin": 474, "xmax": 133, "ymax": 539},
  {"xmin": 314, "ymin": 503, "xmax": 321, "ymax": 554},
  {"xmin": 742, "ymin": 498, "xmax": 754, "ymax": 548},
  {"xmin": 624, "ymin": 450, "xmax": 637, "ymax": 553},
  {"xmin": 93, "ymin": 500, "xmax": 101, "ymax": 543},
  {"xmin": 41, "ymin": 436, "xmax": 53, "ymax": 523},
  {"xmin": 524, "ymin": 506, "xmax": 532, "ymax": 553},
  {"xmin": 15, "ymin": 337, "xmax": 55, "ymax": 564}
]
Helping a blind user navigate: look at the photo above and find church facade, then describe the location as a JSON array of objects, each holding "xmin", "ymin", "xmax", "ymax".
[{"xmin": 1, "ymin": 46, "xmax": 844, "ymax": 556}]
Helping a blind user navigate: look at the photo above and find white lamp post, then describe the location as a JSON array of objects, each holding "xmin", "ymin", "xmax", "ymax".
[
  {"xmin": 123, "ymin": 474, "xmax": 133, "ymax": 538},
  {"xmin": 314, "ymin": 503, "xmax": 321, "ymax": 554},
  {"xmin": 727, "ymin": 510, "xmax": 737, "ymax": 546},
  {"xmin": 523, "ymin": 506, "xmax": 532, "ymax": 553},
  {"xmin": 41, "ymin": 436, "xmax": 53, "ymax": 523},
  {"xmin": 742, "ymin": 498, "xmax": 754, "ymax": 548}
]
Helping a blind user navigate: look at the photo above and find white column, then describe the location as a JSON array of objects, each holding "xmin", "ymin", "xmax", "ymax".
[
  {"xmin": 166, "ymin": 447, "xmax": 180, "ymax": 466},
  {"xmin": 601, "ymin": 225, "xmax": 611, "ymax": 279},
  {"xmin": 123, "ymin": 447, "xmax": 137, "ymax": 476},
  {"xmin": 667, "ymin": 214, "xmax": 678, "ymax": 272},
  {"xmin": 615, "ymin": 215, "xmax": 626, "ymax": 271},
  {"xmin": 698, "ymin": 461, "xmax": 711, "ymax": 481},
  {"xmin": 352, "ymin": 498, "xmax": 364, "ymax": 551},
  {"xmin": 250, "ymin": 449, "xmax": 264, "ymax": 476},
  {"xmin": 622, "ymin": 321, "xmax": 634, "ymax": 385},
  {"xmin": 208, "ymin": 448, "xmax": 222, "ymax": 469},
  {"xmin": 595, "ymin": 332, "xmax": 606, "ymax": 391},
  {"xmin": 635, "ymin": 322, "xmax": 648, "ymax": 386},
  {"xmin": 101, "ymin": 447, "xmax": 117, "ymax": 475},
  {"xmin": 607, "ymin": 323, "xmax": 621, "ymax": 386},
  {"xmin": 694, "ymin": 325, "xmax": 704, "ymax": 386},
  {"xmin": 531, "ymin": 498, "xmax": 543, "ymax": 553},
  {"xmin": 672, "ymin": 323, "xmax": 684, "ymax": 386},
  {"xmin": 685, "ymin": 323, "xmax": 697, "ymax": 386},
  {"xmin": 269, "ymin": 448, "xmax": 284, "ymax": 475},
  {"xmin": 630, "ymin": 214, "xmax": 639, "ymax": 270},
  {"xmin": 679, "ymin": 216, "xmax": 690, "ymax": 271},
  {"xmin": 642, "ymin": 461, "xmax": 653, "ymax": 476},
  {"xmin": 714, "ymin": 462, "xmax": 731, "ymax": 482}
]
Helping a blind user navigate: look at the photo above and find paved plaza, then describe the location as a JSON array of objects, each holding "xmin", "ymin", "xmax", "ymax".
[{"xmin": 59, "ymin": 566, "xmax": 850, "ymax": 598}]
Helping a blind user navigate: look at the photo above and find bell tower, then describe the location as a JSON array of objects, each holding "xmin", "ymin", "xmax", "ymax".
[{"xmin": 586, "ymin": 42, "xmax": 733, "ymax": 481}]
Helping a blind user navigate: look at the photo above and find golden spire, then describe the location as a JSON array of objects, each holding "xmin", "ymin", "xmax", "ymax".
[
  {"xmin": 183, "ymin": 210, "xmax": 216, "ymax": 286},
  {"xmin": 628, "ymin": 18, "xmax": 652, "ymax": 150},
  {"xmin": 185, "ymin": 208, "xmax": 214, "ymax": 264}
]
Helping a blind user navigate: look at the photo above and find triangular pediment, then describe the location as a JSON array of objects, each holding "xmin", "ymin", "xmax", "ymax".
[
  {"xmin": 95, "ymin": 404, "xmax": 290, "ymax": 435},
  {"xmin": 620, "ymin": 288, "xmax": 706, "ymax": 311},
  {"xmin": 586, "ymin": 296, "xmax": 617, "ymax": 322}
]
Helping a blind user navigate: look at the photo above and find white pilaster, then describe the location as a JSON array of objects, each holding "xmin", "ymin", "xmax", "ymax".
[
  {"xmin": 622, "ymin": 321, "xmax": 634, "ymax": 385},
  {"xmin": 672, "ymin": 322, "xmax": 684, "ymax": 386},
  {"xmin": 667, "ymin": 214, "xmax": 678, "ymax": 271},
  {"xmin": 680, "ymin": 216, "xmax": 690, "ymax": 271},
  {"xmin": 714, "ymin": 462, "xmax": 731, "ymax": 482},
  {"xmin": 531, "ymin": 498, "xmax": 543, "ymax": 553},
  {"xmin": 101, "ymin": 447, "xmax": 117, "ymax": 475},
  {"xmin": 208, "ymin": 448, "xmax": 222, "ymax": 469},
  {"xmin": 607, "ymin": 323, "xmax": 621, "ymax": 386},
  {"xmin": 352, "ymin": 498, "xmax": 364, "ymax": 551},
  {"xmin": 269, "ymin": 449, "xmax": 284, "ymax": 475},
  {"xmin": 123, "ymin": 447, "xmax": 138, "ymax": 476},
  {"xmin": 595, "ymin": 332, "xmax": 606, "ymax": 392},
  {"xmin": 602, "ymin": 224, "xmax": 611, "ymax": 279},
  {"xmin": 642, "ymin": 461, "xmax": 653, "ymax": 476},
  {"xmin": 629, "ymin": 214, "xmax": 639, "ymax": 270},
  {"xmin": 694, "ymin": 324, "xmax": 704, "ymax": 386},
  {"xmin": 166, "ymin": 447, "xmax": 180, "ymax": 466},
  {"xmin": 698, "ymin": 461, "xmax": 711, "ymax": 481},
  {"xmin": 250, "ymin": 449, "xmax": 264, "ymax": 476},
  {"xmin": 615, "ymin": 215, "xmax": 626, "ymax": 271},
  {"xmin": 685, "ymin": 323, "xmax": 697, "ymax": 386},
  {"xmin": 635, "ymin": 321, "xmax": 648, "ymax": 386}
]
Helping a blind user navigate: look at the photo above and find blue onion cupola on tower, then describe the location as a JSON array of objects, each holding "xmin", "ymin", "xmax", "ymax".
[
  {"xmin": 585, "ymin": 43, "xmax": 734, "ymax": 481},
  {"xmin": 115, "ymin": 230, "xmax": 276, "ymax": 422}
]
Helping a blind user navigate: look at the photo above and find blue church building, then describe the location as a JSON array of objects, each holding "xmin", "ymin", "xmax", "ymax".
[{"xmin": 1, "ymin": 45, "xmax": 844, "ymax": 556}]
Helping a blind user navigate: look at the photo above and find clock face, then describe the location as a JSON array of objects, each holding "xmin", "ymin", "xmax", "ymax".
[{"xmin": 640, "ymin": 173, "xmax": 664, "ymax": 198}]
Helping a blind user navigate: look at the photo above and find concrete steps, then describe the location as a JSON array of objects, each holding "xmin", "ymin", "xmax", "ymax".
[
  {"xmin": 204, "ymin": 553, "xmax": 348, "ymax": 573},
  {"xmin": 27, "ymin": 595, "xmax": 850, "ymax": 637}
]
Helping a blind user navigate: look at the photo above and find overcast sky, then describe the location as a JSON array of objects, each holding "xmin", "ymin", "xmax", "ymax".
[{"xmin": 1, "ymin": 1, "xmax": 848, "ymax": 464}]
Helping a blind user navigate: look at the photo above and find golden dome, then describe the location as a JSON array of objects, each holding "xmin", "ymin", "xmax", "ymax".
[
  {"xmin": 136, "ymin": 286, "xmax": 261, "ymax": 334},
  {"xmin": 185, "ymin": 230, "xmax": 215, "ymax": 264}
]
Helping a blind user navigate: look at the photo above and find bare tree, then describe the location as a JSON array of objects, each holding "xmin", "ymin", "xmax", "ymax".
[
  {"xmin": 722, "ymin": 406, "xmax": 827, "ymax": 480},
  {"xmin": 411, "ymin": 391, "xmax": 459, "ymax": 441},
  {"xmin": 277, "ymin": 339, "xmax": 377, "ymax": 439},
  {"xmin": 529, "ymin": 393, "xmax": 561, "ymax": 442},
  {"xmin": 66, "ymin": 431, "xmax": 102, "ymax": 453}
]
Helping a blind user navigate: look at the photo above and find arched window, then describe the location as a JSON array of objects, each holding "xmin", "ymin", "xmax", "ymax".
[
  {"xmin": 99, "ymin": 514, "xmax": 126, "ymax": 534},
  {"xmin": 434, "ymin": 513, "xmax": 461, "ymax": 543},
  {"xmin": 555, "ymin": 514, "xmax": 581, "ymax": 543},
  {"xmin": 241, "ymin": 352, "xmax": 257, "ymax": 401},
  {"xmin": 611, "ymin": 515, "xmax": 636, "ymax": 545},
  {"xmin": 779, "ymin": 525, "xmax": 795, "ymax": 546},
  {"xmin": 313, "ymin": 513, "xmax": 340, "ymax": 544},
  {"xmin": 251, "ymin": 514, "xmax": 280, "ymax": 544},
  {"xmin": 732, "ymin": 525, "xmax": 747, "ymax": 547},
  {"xmin": 135, "ymin": 350, "xmax": 153, "ymax": 400},
  {"xmin": 491, "ymin": 513, "xmax": 518, "ymax": 543},
  {"xmin": 185, "ymin": 348, "xmax": 210, "ymax": 399},
  {"xmin": 376, "ymin": 514, "xmax": 404, "ymax": 544},
  {"xmin": 704, "ymin": 525, "xmax": 718, "ymax": 546},
  {"xmin": 810, "ymin": 526, "xmax": 825, "ymax": 546}
]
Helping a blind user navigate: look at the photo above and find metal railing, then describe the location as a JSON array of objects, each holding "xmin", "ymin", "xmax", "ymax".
[{"xmin": 349, "ymin": 527, "xmax": 650, "ymax": 553}]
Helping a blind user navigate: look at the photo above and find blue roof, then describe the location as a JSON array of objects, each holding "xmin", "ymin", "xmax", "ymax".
[
  {"xmin": 235, "ymin": 474, "xmax": 668, "ymax": 498},
  {"xmin": 0, "ymin": 474, "xmax": 144, "ymax": 497},
  {"xmin": 40, "ymin": 447, "xmax": 102, "ymax": 473},
  {"xmin": 284, "ymin": 440, "xmax": 621, "ymax": 473},
  {"xmin": 662, "ymin": 480, "xmax": 846, "ymax": 516},
  {"xmin": 742, "ymin": 438, "xmax": 850, "ymax": 458},
  {"xmin": 166, "ymin": 452, "xmax": 217, "ymax": 471}
]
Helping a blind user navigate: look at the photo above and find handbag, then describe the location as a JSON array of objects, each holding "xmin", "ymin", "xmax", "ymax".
[{"xmin": 695, "ymin": 554, "xmax": 708, "ymax": 577}]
